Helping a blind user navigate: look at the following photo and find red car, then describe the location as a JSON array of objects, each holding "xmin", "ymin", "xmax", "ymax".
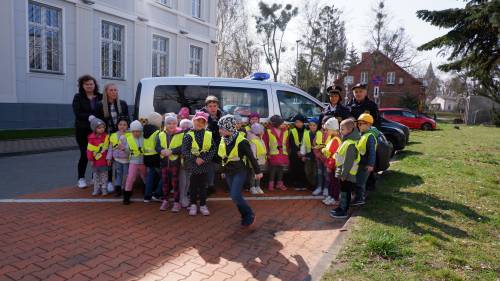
[{"xmin": 380, "ymin": 108, "xmax": 436, "ymax": 130}]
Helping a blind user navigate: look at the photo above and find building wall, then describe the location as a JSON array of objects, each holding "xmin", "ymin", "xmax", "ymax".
[
  {"xmin": 334, "ymin": 51, "xmax": 425, "ymax": 111},
  {"xmin": 0, "ymin": 0, "xmax": 217, "ymax": 129}
]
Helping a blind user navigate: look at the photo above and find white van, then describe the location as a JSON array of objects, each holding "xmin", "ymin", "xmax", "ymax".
[{"xmin": 133, "ymin": 74, "xmax": 324, "ymax": 122}]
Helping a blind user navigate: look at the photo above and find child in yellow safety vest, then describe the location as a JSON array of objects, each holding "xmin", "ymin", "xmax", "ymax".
[
  {"xmin": 289, "ymin": 114, "xmax": 310, "ymax": 190},
  {"xmin": 303, "ymin": 117, "xmax": 320, "ymax": 190},
  {"xmin": 143, "ymin": 112, "xmax": 163, "ymax": 203},
  {"xmin": 123, "ymin": 120, "xmax": 147, "ymax": 205},
  {"xmin": 320, "ymin": 117, "xmax": 342, "ymax": 206},
  {"xmin": 330, "ymin": 119, "xmax": 360, "ymax": 219},
  {"xmin": 181, "ymin": 111, "xmax": 216, "ymax": 216},
  {"xmin": 106, "ymin": 117, "xmax": 130, "ymax": 197},
  {"xmin": 263, "ymin": 115, "xmax": 289, "ymax": 191},
  {"xmin": 156, "ymin": 113, "xmax": 184, "ymax": 212},
  {"xmin": 87, "ymin": 116, "xmax": 109, "ymax": 196},
  {"xmin": 247, "ymin": 123, "xmax": 267, "ymax": 195},
  {"xmin": 178, "ymin": 119, "xmax": 193, "ymax": 208}
]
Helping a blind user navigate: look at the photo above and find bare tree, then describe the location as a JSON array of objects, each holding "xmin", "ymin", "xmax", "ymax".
[
  {"xmin": 216, "ymin": 0, "xmax": 242, "ymax": 76},
  {"xmin": 298, "ymin": 1, "xmax": 323, "ymax": 91},
  {"xmin": 255, "ymin": 2, "xmax": 298, "ymax": 82}
]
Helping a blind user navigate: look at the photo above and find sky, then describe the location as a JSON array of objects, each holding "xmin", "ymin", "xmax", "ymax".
[{"xmin": 246, "ymin": 0, "xmax": 466, "ymax": 81}]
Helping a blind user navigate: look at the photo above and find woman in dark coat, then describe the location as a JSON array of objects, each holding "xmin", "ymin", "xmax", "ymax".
[
  {"xmin": 96, "ymin": 83, "xmax": 129, "ymax": 134},
  {"xmin": 72, "ymin": 75, "xmax": 102, "ymax": 188},
  {"xmin": 320, "ymin": 85, "xmax": 351, "ymax": 124}
]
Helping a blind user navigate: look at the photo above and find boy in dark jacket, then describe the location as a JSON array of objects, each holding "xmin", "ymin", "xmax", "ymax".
[{"xmin": 143, "ymin": 112, "xmax": 163, "ymax": 202}]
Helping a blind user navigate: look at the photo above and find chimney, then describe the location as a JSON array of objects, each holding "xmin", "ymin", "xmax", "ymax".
[{"xmin": 361, "ymin": 52, "xmax": 370, "ymax": 62}]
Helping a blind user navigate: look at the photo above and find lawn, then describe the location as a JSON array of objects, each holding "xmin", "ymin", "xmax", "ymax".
[
  {"xmin": 323, "ymin": 124, "xmax": 500, "ymax": 281},
  {"xmin": 0, "ymin": 128, "xmax": 74, "ymax": 140}
]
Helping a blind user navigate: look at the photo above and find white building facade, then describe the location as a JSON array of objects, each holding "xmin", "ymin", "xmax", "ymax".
[{"xmin": 0, "ymin": 0, "xmax": 217, "ymax": 129}]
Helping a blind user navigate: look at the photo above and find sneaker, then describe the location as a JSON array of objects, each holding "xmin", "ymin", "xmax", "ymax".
[
  {"xmin": 256, "ymin": 187, "xmax": 265, "ymax": 194},
  {"xmin": 151, "ymin": 196, "xmax": 162, "ymax": 202},
  {"xmin": 171, "ymin": 202, "xmax": 181, "ymax": 213},
  {"xmin": 143, "ymin": 199, "xmax": 151, "ymax": 203},
  {"xmin": 160, "ymin": 200, "xmax": 169, "ymax": 211},
  {"xmin": 77, "ymin": 178, "xmax": 87, "ymax": 189},
  {"xmin": 250, "ymin": 187, "xmax": 259, "ymax": 195},
  {"xmin": 268, "ymin": 181, "xmax": 275, "ymax": 192},
  {"xmin": 181, "ymin": 199, "xmax": 190, "ymax": 208},
  {"xmin": 101, "ymin": 189, "xmax": 108, "ymax": 196},
  {"xmin": 322, "ymin": 196, "xmax": 332, "ymax": 204},
  {"xmin": 312, "ymin": 187, "xmax": 322, "ymax": 196},
  {"xmin": 107, "ymin": 182, "xmax": 113, "ymax": 193},
  {"xmin": 323, "ymin": 188, "xmax": 329, "ymax": 197},
  {"xmin": 330, "ymin": 208, "xmax": 348, "ymax": 219},
  {"xmin": 276, "ymin": 181, "xmax": 287, "ymax": 191},
  {"xmin": 189, "ymin": 204, "xmax": 197, "ymax": 216},
  {"xmin": 199, "ymin": 205, "xmax": 210, "ymax": 216},
  {"xmin": 92, "ymin": 189, "xmax": 100, "ymax": 196},
  {"xmin": 325, "ymin": 198, "xmax": 336, "ymax": 206},
  {"xmin": 351, "ymin": 199, "xmax": 366, "ymax": 206}
]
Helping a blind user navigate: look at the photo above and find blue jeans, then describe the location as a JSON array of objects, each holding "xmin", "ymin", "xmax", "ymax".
[
  {"xmin": 356, "ymin": 165, "xmax": 370, "ymax": 200},
  {"xmin": 113, "ymin": 162, "xmax": 129, "ymax": 187},
  {"xmin": 226, "ymin": 170, "xmax": 254, "ymax": 226},
  {"xmin": 145, "ymin": 167, "xmax": 163, "ymax": 199}
]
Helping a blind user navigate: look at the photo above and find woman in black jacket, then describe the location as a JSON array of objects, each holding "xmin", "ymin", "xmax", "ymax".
[
  {"xmin": 96, "ymin": 83, "xmax": 129, "ymax": 134},
  {"xmin": 72, "ymin": 75, "xmax": 102, "ymax": 188},
  {"xmin": 320, "ymin": 85, "xmax": 351, "ymax": 124},
  {"xmin": 218, "ymin": 115, "xmax": 263, "ymax": 228}
]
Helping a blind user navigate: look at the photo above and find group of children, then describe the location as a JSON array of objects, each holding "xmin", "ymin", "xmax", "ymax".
[{"xmin": 86, "ymin": 100, "xmax": 379, "ymax": 220}]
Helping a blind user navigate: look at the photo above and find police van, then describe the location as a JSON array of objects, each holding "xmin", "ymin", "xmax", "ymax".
[{"xmin": 132, "ymin": 73, "xmax": 324, "ymax": 122}]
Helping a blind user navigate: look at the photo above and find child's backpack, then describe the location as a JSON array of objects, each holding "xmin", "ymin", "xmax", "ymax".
[{"xmin": 375, "ymin": 132, "xmax": 393, "ymax": 172}]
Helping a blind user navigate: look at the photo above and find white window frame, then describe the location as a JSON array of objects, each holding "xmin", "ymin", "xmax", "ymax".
[
  {"xmin": 101, "ymin": 20, "xmax": 125, "ymax": 80},
  {"xmin": 157, "ymin": 0, "xmax": 172, "ymax": 7},
  {"xmin": 360, "ymin": 72, "xmax": 368, "ymax": 84},
  {"xmin": 191, "ymin": 0, "xmax": 201, "ymax": 19},
  {"xmin": 152, "ymin": 35, "xmax": 169, "ymax": 77},
  {"xmin": 27, "ymin": 1, "xmax": 64, "ymax": 73},
  {"xmin": 399, "ymin": 77, "xmax": 404, "ymax": 85},
  {"xmin": 189, "ymin": 45, "xmax": 203, "ymax": 76},
  {"xmin": 387, "ymin": 72, "xmax": 396, "ymax": 85}
]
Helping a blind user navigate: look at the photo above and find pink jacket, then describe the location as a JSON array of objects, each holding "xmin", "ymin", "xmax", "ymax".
[{"xmin": 87, "ymin": 132, "xmax": 109, "ymax": 167}]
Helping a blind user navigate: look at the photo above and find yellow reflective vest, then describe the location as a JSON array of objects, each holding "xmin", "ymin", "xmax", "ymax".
[
  {"xmin": 158, "ymin": 131, "xmax": 184, "ymax": 161},
  {"xmin": 87, "ymin": 135, "xmax": 109, "ymax": 160},
  {"xmin": 267, "ymin": 129, "xmax": 288, "ymax": 156},
  {"xmin": 125, "ymin": 134, "xmax": 144, "ymax": 157},
  {"xmin": 110, "ymin": 132, "xmax": 130, "ymax": 148},
  {"xmin": 250, "ymin": 137, "xmax": 267, "ymax": 160},
  {"xmin": 188, "ymin": 130, "xmax": 213, "ymax": 157},
  {"xmin": 290, "ymin": 128, "xmax": 311, "ymax": 153},
  {"xmin": 334, "ymin": 139, "xmax": 360, "ymax": 176},
  {"xmin": 218, "ymin": 133, "xmax": 247, "ymax": 166},
  {"xmin": 144, "ymin": 130, "xmax": 159, "ymax": 156},
  {"xmin": 357, "ymin": 132, "xmax": 378, "ymax": 156}
]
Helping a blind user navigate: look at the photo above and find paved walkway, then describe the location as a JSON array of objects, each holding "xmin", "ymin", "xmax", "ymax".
[
  {"xmin": 0, "ymin": 186, "xmax": 347, "ymax": 281},
  {"xmin": 0, "ymin": 137, "xmax": 77, "ymax": 157}
]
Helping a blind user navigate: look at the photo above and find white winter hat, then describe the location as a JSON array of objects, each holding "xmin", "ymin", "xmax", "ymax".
[
  {"xmin": 324, "ymin": 117, "xmax": 339, "ymax": 131},
  {"xmin": 130, "ymin": 120, "xmax": 143, "ymax": 132},
  {"xmin": 179, "ymin": 119, "xmax": 193, "ymax": 130},
  {"xmin": 147, "ymin": 112, "xmax": 163, "ymax": 128},
  {"xmin": 164, "ymin": 113, "xmax": 178, "ymax": 124}
]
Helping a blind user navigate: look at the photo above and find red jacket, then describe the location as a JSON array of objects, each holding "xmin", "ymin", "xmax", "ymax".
[
  {"xmin": 87, "ymin": 132, "xmax": 109, "ymax": 167},
  {"xmin": 325, "ymin": 137, "xmax": 341, "ymax": 170}
]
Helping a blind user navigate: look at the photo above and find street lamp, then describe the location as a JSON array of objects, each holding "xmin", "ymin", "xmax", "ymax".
[{"xmin": 295, "ymin": 39, "xmax": 301, "ymax": 86}]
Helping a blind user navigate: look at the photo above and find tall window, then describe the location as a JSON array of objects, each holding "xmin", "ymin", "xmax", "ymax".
[
  {"xmin": 191, "ymin": 0, "xmax": 201, "ymax": 18},
  {"xmin": 28, "ymin": 2, "xmax": 63, "ymax": 72},
  {"xmin": 360, "ymin": 72, "xmax": 368, "ymax": 84},
  {"xmin": 101, "ymin": 21, "xmax": 124, "ymax": 79},
  {"xmin": 189, "ymin": 46, "xmax": 203, "ymax": 76},
  {"xmin": 158, "ymin": 0, "xmax": 171, "ymax": 6},
  {"xmin": 152, "ymin": 35, "xmax": 169, "ymax": 77},
  {"xmin": 387, "ymin": 72, "xmax": 396, "ymax": 85}
]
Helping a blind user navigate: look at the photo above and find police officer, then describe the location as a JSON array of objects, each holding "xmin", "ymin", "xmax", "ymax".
[
  {"xmin": 347, "ymin": 83, "xmax": 380, "ymax": 128},
  {"xmin": 320, "ymin": 85, "xmax": 351, "ymax": 124}
]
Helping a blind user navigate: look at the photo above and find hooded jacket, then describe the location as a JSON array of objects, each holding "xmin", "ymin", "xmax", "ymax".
[
  {"xmin": 143, "ymin": 124, "xmax": 161, "ymax": 167},
  {"xmin": 335, "ymin": 128, "xmax": 360, "ymax": 183}
]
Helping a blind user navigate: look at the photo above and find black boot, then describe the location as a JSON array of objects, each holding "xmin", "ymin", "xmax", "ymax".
[
  {"xmin": 114, "ymin": 186, "xmax": 122, "ymax": 197},
  {"xmin": 330, "ymin": 192, "xmax": 349, "ymax": 219},
  {"xmin": 207, "ymin": 185, "xmax": 215, "ymax": 196},
  {"xmin": 123, "ymin": 191, "xmax": 131, "ymax": 205}
]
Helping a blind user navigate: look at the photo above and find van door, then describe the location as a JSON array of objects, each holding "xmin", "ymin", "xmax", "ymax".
[
  {"xmin": 272, "ymin": 86, "xmax": 324, "ymax": 121},
  {"xmin": 208, "ymin": 81, "xmax": 272, "ymax": 121}
]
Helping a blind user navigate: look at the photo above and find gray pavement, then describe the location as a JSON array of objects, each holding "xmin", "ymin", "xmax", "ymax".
[
  {"xmin": 0, "ymin": 136, "xmax": 77, "ymax": 157},
  {"xmin": 0, "ymin": 149, "xmax": 91, "ymax": 198}
]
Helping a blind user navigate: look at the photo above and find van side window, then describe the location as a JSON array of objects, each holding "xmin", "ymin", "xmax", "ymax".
[
  {"xmin": 153, "ymin": 85, "xmax": 209, "ymax": 114},
  {"xmin": 277, "ymin": 90, "xmax": 322, "ymax": 121},
  {"xmin": 209, "ymin": 86, "xmax": 269, "ymax": 117}
]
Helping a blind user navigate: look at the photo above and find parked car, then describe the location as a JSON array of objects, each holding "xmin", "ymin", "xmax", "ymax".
[
  {"xmin": 380, "ymin": 108, "xmax": 436, "ymax": 130},
  {"xmin": 381, "ymin": 117, "xmax": 410, "ymax": 144}
]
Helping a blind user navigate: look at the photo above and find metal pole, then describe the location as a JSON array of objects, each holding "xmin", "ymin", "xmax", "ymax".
[{"xmin": 296, "ymin": 40, "xmax": 301, "ymax": 86}]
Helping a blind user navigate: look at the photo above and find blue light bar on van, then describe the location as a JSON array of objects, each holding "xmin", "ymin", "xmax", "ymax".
[{"xmin": 250, "ymin": 72, "xmax": 270, "ymax": 81}]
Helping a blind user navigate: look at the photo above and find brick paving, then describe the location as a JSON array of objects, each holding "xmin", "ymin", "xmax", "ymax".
[
  {"xmin": 0, "ymin": 187, "xmax": 346, "ymax": 281},
  {"xmin": 0, "ymin": 137, "xmax": 77, "ymax": 157}
]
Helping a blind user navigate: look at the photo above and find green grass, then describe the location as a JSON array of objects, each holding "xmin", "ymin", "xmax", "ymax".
[
  {"xmin": 0, "ymin": 128, "xmax": 74, "ymax": 140},
  {"xmin": 322, "ymin": 123, "xmax": 500, "ymax": 281}
]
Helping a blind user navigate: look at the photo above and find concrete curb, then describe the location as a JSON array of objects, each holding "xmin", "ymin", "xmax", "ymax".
[{"xmin": 309, "ymin": 214, "xmax": 358, "ymax": 281}]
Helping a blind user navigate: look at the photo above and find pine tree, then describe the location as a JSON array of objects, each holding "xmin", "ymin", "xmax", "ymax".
[
  {"xmin": 345, "ymin": 44, "xmax": 360, "ymax": 69},
  {"xmin": 417, "ymin": 0, "xmax": 500, "ymax": 103}
]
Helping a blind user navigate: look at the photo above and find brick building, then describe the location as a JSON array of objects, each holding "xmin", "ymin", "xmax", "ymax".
[{"xmin": 334, "ymin": 51, "xmax": 426, "ymax": 111}]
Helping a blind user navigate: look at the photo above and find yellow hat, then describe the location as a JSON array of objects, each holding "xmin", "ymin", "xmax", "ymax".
[{"xmin": 357, "ymin": 113, "xmax": 374, "ymax": 124}]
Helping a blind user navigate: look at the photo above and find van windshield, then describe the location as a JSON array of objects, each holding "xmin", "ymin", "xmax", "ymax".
[{"xmin": 153, "ymin": 85, "xmax": 269, "ymax": 117}]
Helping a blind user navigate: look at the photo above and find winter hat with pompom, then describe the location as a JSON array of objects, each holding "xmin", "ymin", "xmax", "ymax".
[
  {"xmin": 130, "ymin": 120, "xmax": 143, "ymax": 132},
  {"xmin": 89, "ymin": 115, "xmax": 105, "ymax": 132}
]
